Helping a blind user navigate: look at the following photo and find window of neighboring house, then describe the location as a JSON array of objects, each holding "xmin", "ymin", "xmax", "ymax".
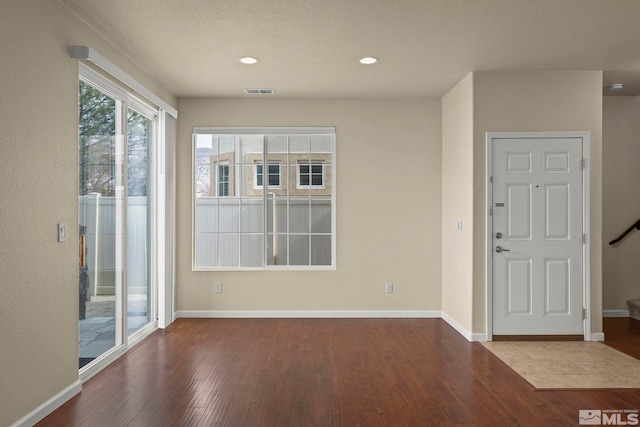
[
  {"xmin": 192, "ymin": 128, "xmax": 335, "ymax": 270},
  {"xmin": 217, "ymin": 162, "xmax": 229, "ymax": 196},
  {"xmin": 255, "ymin": 162, "xmax": 281, "ymax": 188},
  {"xmin": 298, "ymin": 161, "xmax": 324, "ymax": 188}
]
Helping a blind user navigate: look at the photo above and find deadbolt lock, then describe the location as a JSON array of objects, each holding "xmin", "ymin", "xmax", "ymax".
[{"xmin": 495, "ymin": 232, "xmax": 502, "ymax": 239}]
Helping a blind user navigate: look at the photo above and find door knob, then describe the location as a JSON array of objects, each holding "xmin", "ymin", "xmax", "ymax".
[{"xmin": 495, "ymin": 246, "xmax": 510, "ymax": 253}]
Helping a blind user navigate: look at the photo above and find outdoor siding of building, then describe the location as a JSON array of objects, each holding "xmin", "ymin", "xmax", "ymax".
[{"xmin": 209, "ymin": 152, "xmax": 332, "ymax": 198}]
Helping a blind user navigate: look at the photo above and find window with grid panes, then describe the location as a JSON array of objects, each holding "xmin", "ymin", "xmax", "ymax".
[
  {"xmin": 255, "ymin": 162, "xmax": 281, "ymax": 188},
  {"xmin": 193, "ymin": 128, "xmax": 335, "ymax": 270}
]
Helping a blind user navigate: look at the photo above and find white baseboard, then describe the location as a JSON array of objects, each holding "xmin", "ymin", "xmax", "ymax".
[
  {"xmin": 11, "ymin": 380, "xmax": 82, "ymax": 427},
  {"xmin": 470, "ymin": 332, "xmax": 488, "ymax": 342},
  {"xmin": 440, "ymin": 312, "xmax": 485, "ymax": 342},
  {"xmin": 603, "ymin": 310, "xmax": 630, "ymax": 318},
  {"xmin": 176, "ymin": 310, "xmax": 488, "ymax": 341},
  {"xmin": 590, "ymin": 332, "xmax": 605, "ymax": 341},
  {"xmin": 176, "ymin": 310, "xmax": 441, "ymax": 319}
]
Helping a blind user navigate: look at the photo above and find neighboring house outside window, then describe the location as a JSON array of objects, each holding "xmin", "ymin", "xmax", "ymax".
[
  {"xmin": 243, "ymin": 152, "xmax": 331, "ymax": 197},
  {"xmin": 255, "ymin": 162, "xmax": 281, "ymax": 189},
  {"xmin": 217, "ymin": 162, "xmax": 229, "ymax": 196},
  {"xmin": 203, "ymin": 150, "xmax": 235, "ymax": 197},
  {"xmin": 298, "ymin": 161, "xmax": 324, "ymax": 188}
]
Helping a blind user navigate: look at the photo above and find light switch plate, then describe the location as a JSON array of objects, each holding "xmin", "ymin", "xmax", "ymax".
[{"xmin": 58, "ymin": 223, "xmax": 66, "ymax": 242}]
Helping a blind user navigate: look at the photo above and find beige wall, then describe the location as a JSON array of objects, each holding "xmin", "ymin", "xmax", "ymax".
[
  {"xmin": 177, "ymin": 98, "xmax": 442, "ymax": 312},
  {"xmin": 441, "ymin": 74, "xmax": 474, "ymax": 332},
  {"xmin": 472, "ymin": 71, "xmax": 603, "ymax": 335},
  {"xmin": 602, "ymin": 96, "xmax": 640, "ymax": 310},
  {"xmin": 0, "ymin": 1, "xmax": 176, "ymax": 425}
]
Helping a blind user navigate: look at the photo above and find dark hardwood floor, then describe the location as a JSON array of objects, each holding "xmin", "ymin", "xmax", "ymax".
[
  {"xmin": 603, "ymin": 316, "xmax": 640, "ymax": 360},
  {"xmin": 39, "ymin": 317, "xmax": 640, "ymax": 426}
]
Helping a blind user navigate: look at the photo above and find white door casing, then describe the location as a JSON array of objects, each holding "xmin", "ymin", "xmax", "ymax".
[{"xmin": 488, "ymin": 133, "xmax": 589, "ymax": 337}]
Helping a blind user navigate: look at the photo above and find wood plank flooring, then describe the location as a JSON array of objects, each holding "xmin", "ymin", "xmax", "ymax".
[
  {"xmin": 39, "ymin": 318, "xmax": 640, "ymax": 426},
  {"xmin": 603, "ymin": 316, "xmax": 640, "ymax": 359}
]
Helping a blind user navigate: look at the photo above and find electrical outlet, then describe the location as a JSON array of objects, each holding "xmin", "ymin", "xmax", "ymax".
[
  {"xmin": 385, "ymin": 283, "xmax": 393, "ymax": 293},
  {"xmin": 215, "ymin": 282, "xmax": 223, "ymax": 293}
]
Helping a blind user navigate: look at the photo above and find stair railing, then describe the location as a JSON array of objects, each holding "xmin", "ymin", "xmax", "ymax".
[{"xmin": 609, "ymin": 218, "xmax": 640, "ymax": 245}]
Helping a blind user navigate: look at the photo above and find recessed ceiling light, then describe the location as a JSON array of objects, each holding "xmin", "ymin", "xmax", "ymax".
[
  {"xmin": 359, "ymin": 57, "xmax": 378, "ymax": 65},
  {"xmin": 240, "ymin": 56, "xmax": 258, "ymax": 64},
  {"xmin": 608, "ymin": 83, "xmax": 624, "ymax": 90}
]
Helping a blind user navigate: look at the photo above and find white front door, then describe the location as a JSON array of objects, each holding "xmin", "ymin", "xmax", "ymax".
[{"xmin": 491, "ymin": 136, "xmax": 584, "ymax": 335}]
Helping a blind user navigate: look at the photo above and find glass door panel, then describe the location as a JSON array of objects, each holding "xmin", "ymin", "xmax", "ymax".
[
  {"xmin": 126, "ymin": 108, "xmax": 153, "ymax": 337},
  {"xmin": 78, "ymin": 80, "xmax": 124, "ymax": 369}
]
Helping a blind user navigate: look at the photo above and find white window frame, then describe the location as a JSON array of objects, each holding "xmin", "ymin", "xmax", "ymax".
[
  {"xmin": 192, "ymin": 127, "xmax": 336, "ymax": 271},
  {"xmin": 254, "ymin": 161, "xmax": 282, "ymax": 189},
  {"xmin": 297, "ymin": 161, "xmax": 325, "ymax": 189},
  {"xmin": 216, "ymin": 161, "xmax": 230, "ymax": 196}
]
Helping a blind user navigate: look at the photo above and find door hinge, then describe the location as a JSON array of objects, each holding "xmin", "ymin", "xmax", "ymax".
[
  {"xmin": 490, "ymin": 176, "xmax": 493, "ymax": 184},
  {"xmin": 582, "ymin": 308, "xmax": 587, "ymax": 320},
  {"xmin": 581, "ymin": 158, "xmax": 586, "ymax": 169},
  {"xmin": 582, "ymin": 233, "xmax": 586, "ymax": 244},
  {"xmin": 488, "ymin": 206, "xmax": 493, "ymax": 216}
]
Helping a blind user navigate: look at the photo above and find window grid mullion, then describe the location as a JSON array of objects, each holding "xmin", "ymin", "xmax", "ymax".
[
  {"xmin": 308, "ymin": 142, "xmax": 312, "ymax": 266},
  {"xmin": 238, "ymin": 136, "xmax": 242, "ymax": 268},
  {"xmin": 216, "ymin": 135, "xmax": 221, "ymax": 268},
  {"xmin": 263, "ymin": 135, "xmax": 268, "ymax": 267},
  {"xmin": 287, "ymin": 135, "xmax": 291, "ymax": 267}
]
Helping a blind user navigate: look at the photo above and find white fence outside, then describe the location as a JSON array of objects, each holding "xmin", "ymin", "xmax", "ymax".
[
  {"xmin": 194, "ymin": 196, "xmax": 332, "ymax": 268},
  {"xmin": 79, "ymin": 194, "xmax": 148, "ymax": 296}
]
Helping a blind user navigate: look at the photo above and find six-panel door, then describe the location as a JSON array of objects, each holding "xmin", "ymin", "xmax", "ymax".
[{"xmin": 492, "ymin": 137, "xmax": 584, "ymax": 335}]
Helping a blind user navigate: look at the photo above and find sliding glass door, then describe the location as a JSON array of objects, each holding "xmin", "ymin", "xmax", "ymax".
[
  {"xmin": 78, "ymin": 66, "xmax": 157, "ymax": 375},
  {"xmin": 78, "ymin": 78, "xmax": 123, "ymax": 369}
]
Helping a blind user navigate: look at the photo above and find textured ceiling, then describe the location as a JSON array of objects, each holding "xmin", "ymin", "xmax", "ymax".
[{"xmin": 60, "ymin": 0, "xmax": 640, "ymax": 98}]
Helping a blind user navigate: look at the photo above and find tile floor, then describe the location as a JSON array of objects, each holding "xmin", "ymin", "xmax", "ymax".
[{"xmin": 481, "ymin": 341, "xmax": 640, "ymax": 389}]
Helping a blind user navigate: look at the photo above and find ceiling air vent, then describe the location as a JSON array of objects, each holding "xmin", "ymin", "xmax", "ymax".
[{"xmin": 244, "ymin": 88, "xmax": 275, "ymax": 95}]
